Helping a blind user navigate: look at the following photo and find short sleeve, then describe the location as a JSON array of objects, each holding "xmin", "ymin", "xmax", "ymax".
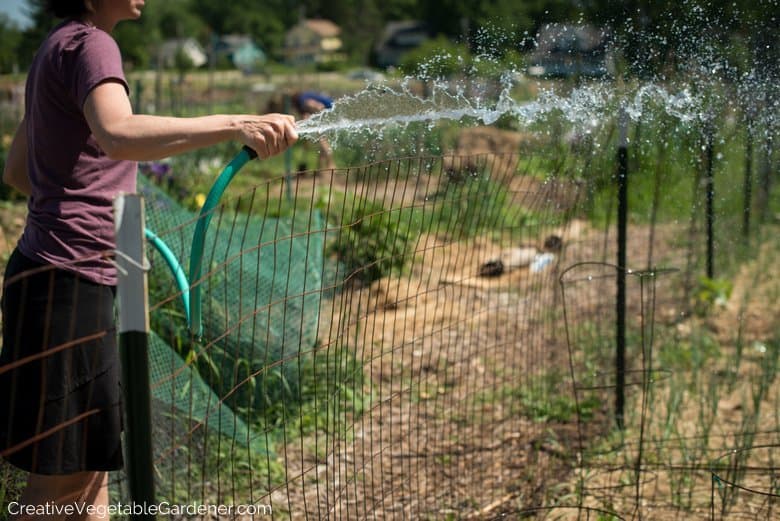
[{"xmin": 65, "ymin": 29, "xmax": 128, "ymax": 110}]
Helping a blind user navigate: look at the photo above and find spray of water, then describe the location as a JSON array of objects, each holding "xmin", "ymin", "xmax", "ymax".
[
  {"xmin": 296, "ymin": 80, "xmax": 515, "ymax": 138},
  {"xmin": 296, "ymin": 78, "xmax": 708, "ymax": 146},
  {"xmin": 295, "ymin": 2, "xmax": 777, "ymax": 150}
]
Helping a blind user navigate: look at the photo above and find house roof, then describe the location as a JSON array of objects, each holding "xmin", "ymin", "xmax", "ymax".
[
  {"xmin": 220, "ymin": 34, "xmax": 254, "ymax": 48},
  {"xmin": 534, "ymin": 24, "xmax": 608, "ymax": 54},
  {"xmin": 379, "ymin": 21, "xmax": 427, "ymax": 40},
  {"xmin": 373, "ymin": 20, "xmax": 431, "ymax": 68},
  {"xmin": 302, "ymin": 19, "xmax": 341, "ymax": 37},
  {"xmin": 375, "ymin": 20, "xmax": 429, "ymax": 50},
  {"xmin": 158, "ymin": 38, "xmax": 208, "ymax": 67},
  {"xmin": 215, "ymin": 34, "xmax": 262, "ymax": 57}
]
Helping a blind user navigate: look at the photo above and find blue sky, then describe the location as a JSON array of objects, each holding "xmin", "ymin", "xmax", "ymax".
[{"xmin": 0, "ymin": 0, "xmax": 31, "ymax": 28}]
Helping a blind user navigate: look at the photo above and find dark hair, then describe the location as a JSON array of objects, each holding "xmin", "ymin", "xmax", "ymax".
[
  {"xmin": 46, "ymin": 0, "xmax": 90, "ymax": 19},
  {"xmin": 290, "ymin": 92, "xmax": 304, "ymax": 112}
]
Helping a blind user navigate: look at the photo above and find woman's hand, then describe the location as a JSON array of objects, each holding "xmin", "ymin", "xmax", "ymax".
[{"xmin": 234, "ymin": 113, "xmax": 298, "ymax": 159}]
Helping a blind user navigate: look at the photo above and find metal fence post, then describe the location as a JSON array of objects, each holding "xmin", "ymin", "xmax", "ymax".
[
  {"xmin": 742, "ymin": 114, "xmax": 753, "ymax": 240},
  {"xmin": 705, "ymin": 124, "xmax": 715, "ymax": 279},
  {"xmin": 114, "ymin": 193, "xmax": 156, "ymax": 519},
  {"xmin": 616, "ymin": 109, "xmax": 629, "ymax": 430}
]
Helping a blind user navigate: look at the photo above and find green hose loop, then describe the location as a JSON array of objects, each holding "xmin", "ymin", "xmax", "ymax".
[
  {"xmin": 145, "ymin": 227, "xmax": 190, "ymax": 324},
  {"xmin": 189, "ymin": 146, "xmax": 257, "ymax": 336}
]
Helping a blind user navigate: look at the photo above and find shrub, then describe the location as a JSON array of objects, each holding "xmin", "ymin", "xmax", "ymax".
[
  {"xmin": 399, "ymin": 36, "xmax": 472, "ymax": 79},
  {"xmin": 327, "ymin": 196, "xmax": 415, "ymax": 284}
]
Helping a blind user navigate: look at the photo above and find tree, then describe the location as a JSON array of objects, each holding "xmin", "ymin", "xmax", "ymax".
[
  {"xmin": 399, "ymin": 35, "xmax": 471, "ymax": 78},
  {"xmin": 191, "ymin": 0, "xmax": 286, "ymax": 56},
  {"xmin": 16, "ymin": 0, "xmax": 57, "ymax": 69},
  {"xmin": 336, "ymin": 0, "xmax": 385, "ymax": 63},
  {"xmin": 0, "ymin": 15, "xmax": 22, "ymax": 74},
  {"xmin": 113, "ymin": 18, "xmax": 158, "ymax": 68},
  {"xmin": 580, "ymin": 0, "xmax": 775, "ymax": 78}
]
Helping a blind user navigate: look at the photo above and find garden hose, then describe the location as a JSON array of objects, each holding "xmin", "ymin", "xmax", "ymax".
[
  {"xmin": 189, "ymin": 145, "xmax": 258, "ymax": 336},
  {"xmin": 145, "ymin": 227, "xmax": 190, "ymax": 324}
]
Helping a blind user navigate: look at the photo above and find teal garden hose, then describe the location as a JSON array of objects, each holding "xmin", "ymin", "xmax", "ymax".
[
  {"xmin": 144, "ymin": 145, "xmax": 258, "ymax": 336},
  {"xmin": 188, "ymin": 145, "xmax": 258, "ymax": 335}
]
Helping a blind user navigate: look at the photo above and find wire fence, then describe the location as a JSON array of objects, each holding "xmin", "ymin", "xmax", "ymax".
[
  {"xmin": 135, "ymin": 153, "xmax": 580, "ymax": 518},
  {"xmin": 1, "ymin": 112, "xmax": 779, "ymax": 520}
]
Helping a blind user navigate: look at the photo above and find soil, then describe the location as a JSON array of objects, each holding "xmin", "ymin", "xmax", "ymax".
[
  {"xmin": 261, "ymin": 170, "xmax": 709, "ymax": 519},
  {"xmin": 263, "ymin": 164, "xmax": 780, "ymax": 520}
]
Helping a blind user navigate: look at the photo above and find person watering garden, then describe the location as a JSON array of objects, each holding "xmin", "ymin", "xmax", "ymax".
[
  {"xmin": 0, "ymin": 0, "xmax": 297, "ymax": 518},
  {"xmin": 291, "ymin": 91, "xmax": 336, "ymax": 171}
]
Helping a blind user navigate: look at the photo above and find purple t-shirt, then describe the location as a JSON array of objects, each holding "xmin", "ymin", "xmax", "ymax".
[{"xmin": 18, "ymin": 19, "xmax": 137, "ymax": 286}]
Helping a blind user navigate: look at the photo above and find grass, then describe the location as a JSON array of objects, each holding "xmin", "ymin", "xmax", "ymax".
[
  {"xmin": 555, "ymin": 224, "xmax": 780, "ymax": 517},
  {"xmin": 472, "ymin": 370, "xmax": 600, "ymax": 425},
  {"xmin": 0, "ymin": 463, "xmax": 25, "ymax": 521},
  {"xmin": 518, "ymin": 372, "xmax": 601, "ymax": 423}
]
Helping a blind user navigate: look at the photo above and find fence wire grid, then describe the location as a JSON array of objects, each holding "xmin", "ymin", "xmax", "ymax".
[{"xmin": 1, "ymin": 128, "xmax": 779, "ymax": 521}]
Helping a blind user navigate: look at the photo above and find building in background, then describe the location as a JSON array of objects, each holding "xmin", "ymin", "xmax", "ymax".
[
  {"xmin": 215, "ymin": 35, "xmax": 266, "ymax": 74},
  {"xmin": 373, "ymin": 20, "xmax": 431, "ymax": 70},
  {"xmin": 527, "ymin": 24, "xmax": 613, "ymax": 79},
  {"xmin": 283, "ymin": 19, "xmax": 344, "ymax": 66},
  {"xmin": 158, "ymin": 38, "xmax": 208, "ymax": 69}
]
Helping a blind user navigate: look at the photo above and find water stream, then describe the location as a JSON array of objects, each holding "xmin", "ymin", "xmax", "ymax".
[{"xmin": 294, "ymin": 77, "xmax": 737, "ymax": 145}]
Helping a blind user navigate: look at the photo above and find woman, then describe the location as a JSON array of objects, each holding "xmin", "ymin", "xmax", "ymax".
[{"xmin": 0, "ymin": 1, "xmax": 297, "ymax": 518}]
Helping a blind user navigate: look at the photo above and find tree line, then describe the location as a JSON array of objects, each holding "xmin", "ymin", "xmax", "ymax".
[{"xmin": 0, "ymin": 0, "xmax": 776, "ymax": 78}]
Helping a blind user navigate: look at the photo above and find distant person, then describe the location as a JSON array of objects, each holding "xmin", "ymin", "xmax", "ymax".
[
  {"xmin": 0, "ymin": 0, "xmax": 296, "ymax": 518},
  {"xmin": 292, "ymin": 91, "xmax": 333, "ymax": 115},
  {"xmin": 291, "ymin": 91, "xmax": 336, "ymax": 171}
]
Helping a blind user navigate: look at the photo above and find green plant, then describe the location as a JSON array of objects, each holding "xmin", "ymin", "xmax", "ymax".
[
  {"xmin": 431, "ymin": 174, "xmax": 542, "ymax": 241},
  {"xmin": 0, "ymin": 135, "xmax": 24, "ymax": 203},
  {"xmin": 0, "ymin": 461, "xmax": 26, "ymax": 521},
  {"xmin": 520, "ymin": 386, "xmax": 600, "ymax": 423},
  {"xmin": 327, "ymin": 196, "xmax": 415, "ymax": 284},
  {"xmin": 693, "ymin": 276, "xmax": 733, "ymax": 315},
  {"xmin": 471, "ymin": 374, "xmax": 599, "ymax": 427},
  {"xmin": 399, "ymin": 36, "xmax": 472, "ymax": 79}
]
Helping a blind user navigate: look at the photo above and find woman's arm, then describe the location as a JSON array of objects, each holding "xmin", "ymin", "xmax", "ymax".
[
  {"xmin": 83, "ymin": 81, "xmax": 298, "ymax": 162},
  {"xmin": 2, "ymin": 118, "xmax": 31, "ymax": 196}
]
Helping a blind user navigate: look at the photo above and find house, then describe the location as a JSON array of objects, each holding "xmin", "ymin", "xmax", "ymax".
[
  {"xmin": 284, "ymin": 19, "xmax": 344, "ymax": 65},
  {"xmin": 214, "ymin": 35, "xmax": 266, "ymax": 73},
  {"xmin": 158, "ymin": 38, "xmax": 207, "ymax": 69},
  {"xmin": 373, "ymin": 21, "xmax": 431, "ymax": 69},
  {"xmin": 527, "ymin": 24, "xmax": 613, "ymax": 78}
]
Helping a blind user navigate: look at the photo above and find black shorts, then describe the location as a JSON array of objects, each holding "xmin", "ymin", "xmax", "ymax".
[{"xmin": 0, "ymin": 249, "xmax": 123, "ymax": 475}]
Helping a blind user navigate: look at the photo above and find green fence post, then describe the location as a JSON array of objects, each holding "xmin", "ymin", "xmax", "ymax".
[
  {"xmin": 705, "ymin": 124, "xmax": 715, "ymax": 279},
  {"xmin": 616, "ymin": 109, "xmax": 629, "ymax": 430},
  {"xmin": 742, "ymin": 113, "xmax": 753, "ymax": 240}
]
